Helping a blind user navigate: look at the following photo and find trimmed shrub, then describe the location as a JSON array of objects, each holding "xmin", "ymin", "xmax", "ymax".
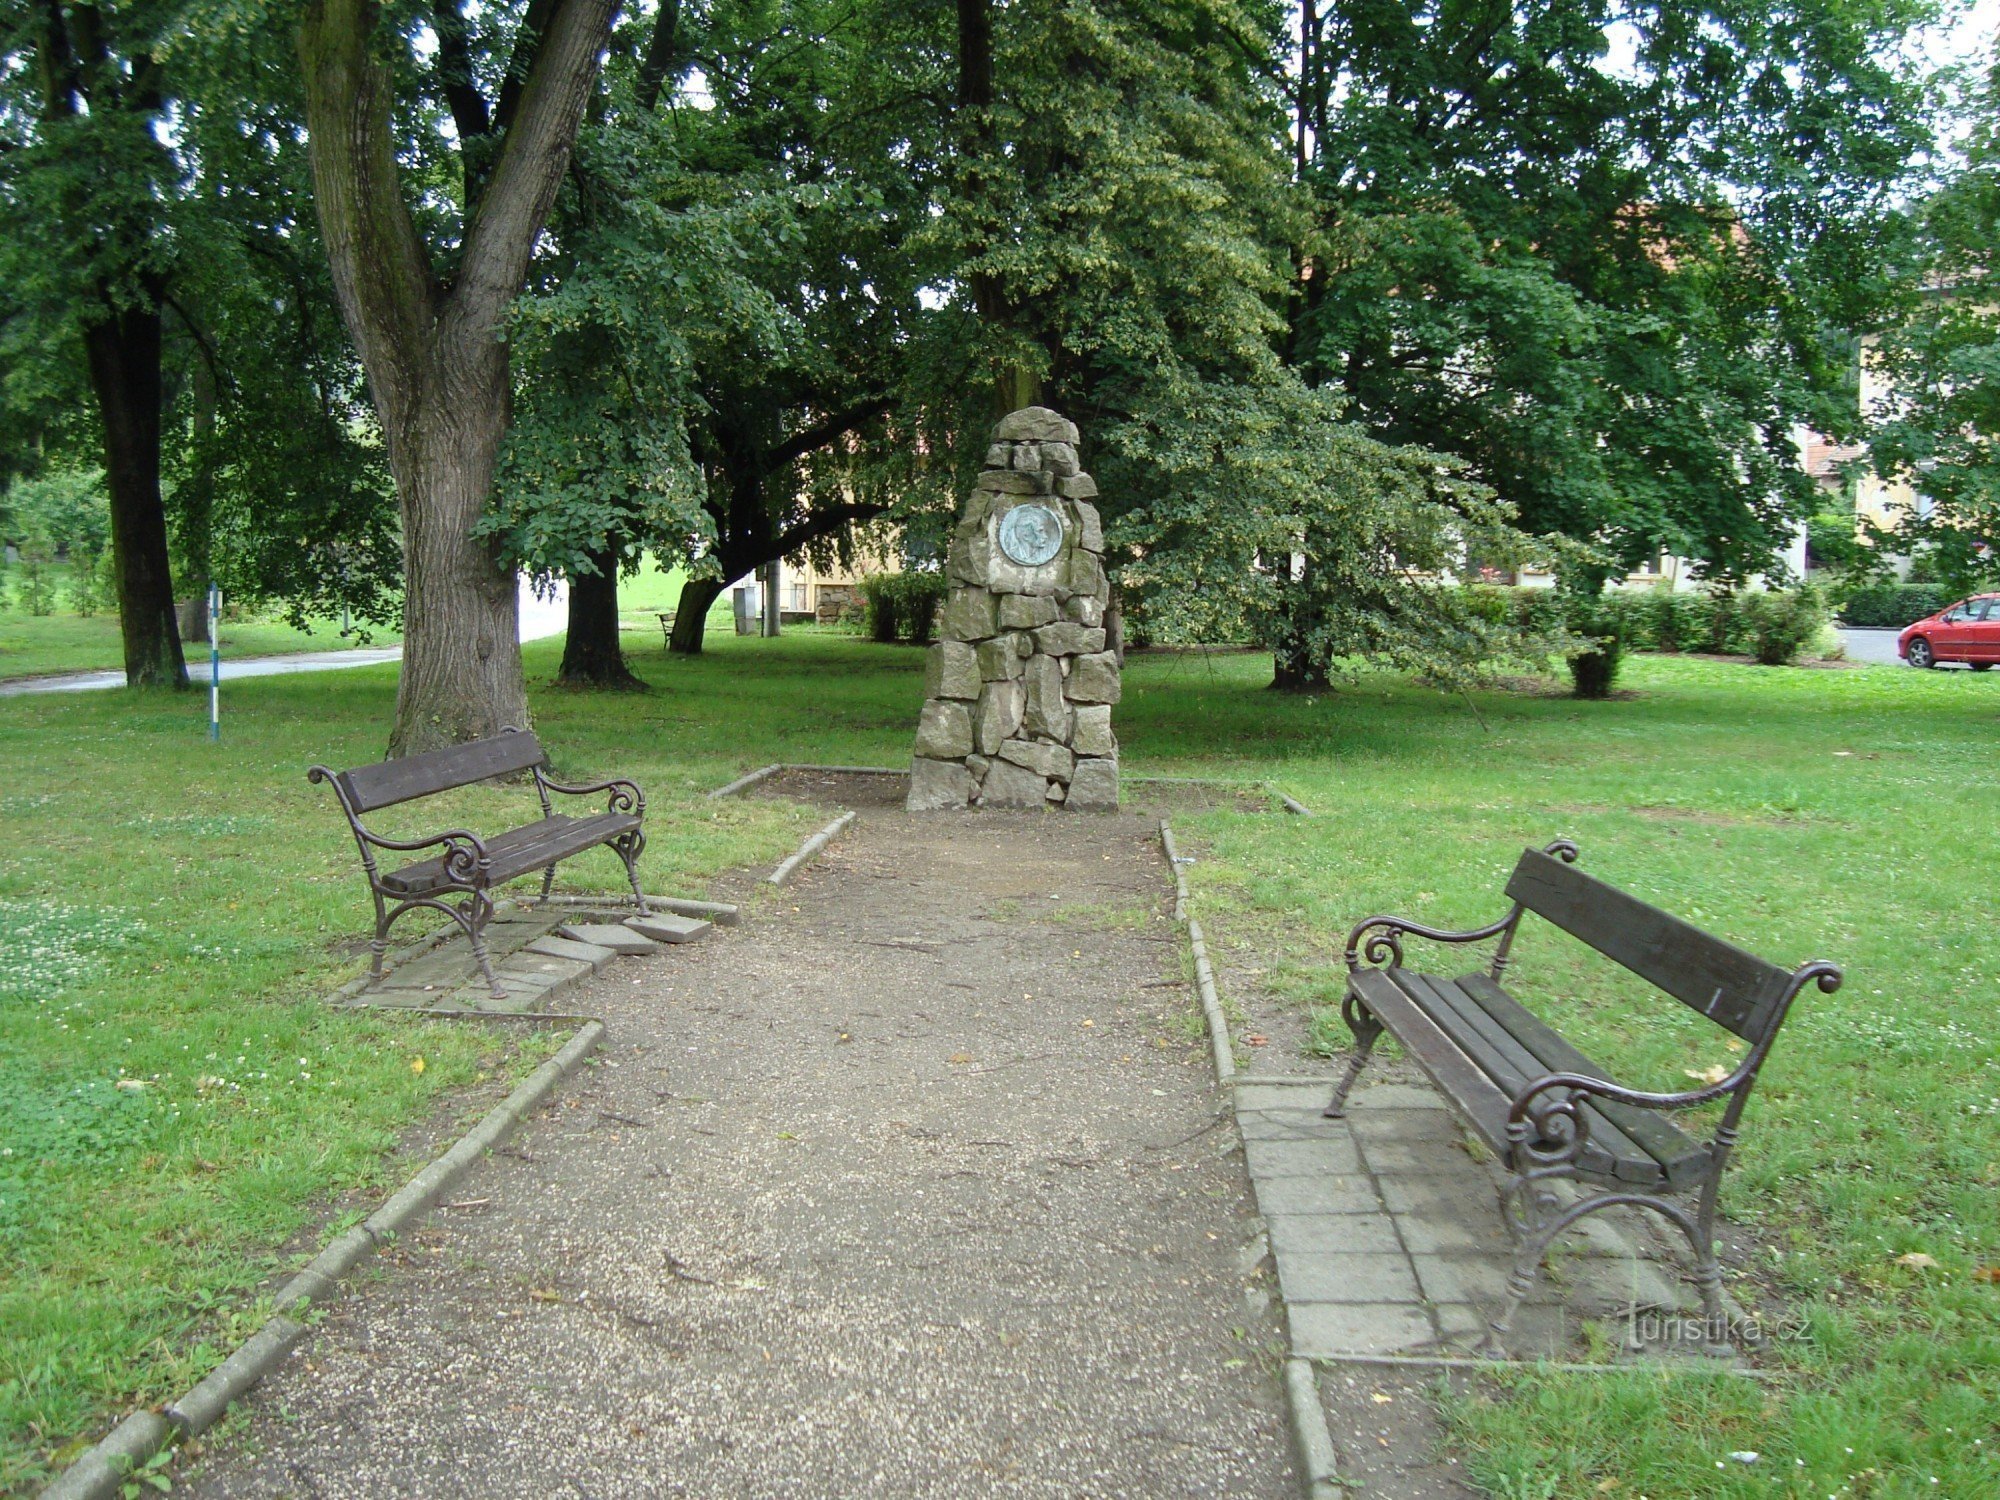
[
  {"xmin": 1839, "ymin": 583, "xmax": 1950, "ymax": 629},
  {"xmin": 859, "ymin": 574, "xmax": 900, "ymax": 642},
  {"xmin": 857, "ymin": 571, "xmax": 949, "ymax": 645},
  {"xmin": 1563, "ymin": 594, "xmax": 1625, "ymax": 699},
  {"xmin": 1737, "ymin": 586, "xmax": 1830, "ymax": 666}
]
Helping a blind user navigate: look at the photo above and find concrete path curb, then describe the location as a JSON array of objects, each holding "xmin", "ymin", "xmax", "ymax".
[
  {"xmin": 1158, "ymin": 821, "xmax": 1234, "ymax": 1082},
  {"xmin": 1158, "ymin": 820, "xmax": 1345, "ymax": 1498},
  {"xmin": 39, "ymin": 1021, "xmax": 605, "ymax": 1500},
  {"xmin": 767, "ymin": 810, "xmax": 855, "ymax": 886}
]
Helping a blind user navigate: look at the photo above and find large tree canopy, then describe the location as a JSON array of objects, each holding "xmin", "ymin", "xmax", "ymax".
[
  {"xmin": 0, "ymin": 1, "xmax": 399, "ymax": 676},
  {"xmin": 1868, "ymin": 45, "xmax": 2000, "ymax": 593},
  {"xmin": 1289, "ymin": 0, "xmax": 1936, "ymax": 586},
  {"xmin": 298, "ymin": 0, "xmax": 615, "ymax": 753}
]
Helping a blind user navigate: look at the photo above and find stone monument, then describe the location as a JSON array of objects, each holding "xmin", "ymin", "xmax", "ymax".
[{"xmin": 906, "ymin": 406, "xmax": 1119, "ymax": 811}]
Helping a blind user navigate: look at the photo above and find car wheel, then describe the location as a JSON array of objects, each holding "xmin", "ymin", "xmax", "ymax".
[
  {"xmin": 1908, "ymin": 637, "xmax": 1935, "ymax": 669},
  {"xmin": 1974, "ymin": 663, "xmax": 1993, "ymax": 672}
]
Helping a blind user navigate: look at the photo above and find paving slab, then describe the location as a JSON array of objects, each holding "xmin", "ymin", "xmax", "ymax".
[
  {"xmin": 525, "ymin": 934, "xmax": 620, "ymax": 970},
  {"xmin": 555, "ymin": 921, "xmax": 662, "ymax": 955},
  {"xmin": 623, "ymin": 912, "xmax": 712, "ymax": 944}
]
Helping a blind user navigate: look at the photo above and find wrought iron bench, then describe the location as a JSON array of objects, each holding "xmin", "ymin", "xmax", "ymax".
[
  {"xmin": 1324, "ymin": 839, "xmax": 1840, "ymax": 1354},
  {"xmin": 309, "ymin": 729, "xmax": 646, "ymax": 1000}
]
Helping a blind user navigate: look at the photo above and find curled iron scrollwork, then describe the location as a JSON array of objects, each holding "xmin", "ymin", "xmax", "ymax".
[
  {"xmin": 1347, "ymin": 920, "xmax": 1406, "ymax": 970},
  {"xmin": 1512, "ymin": 1087, "xmax": 1589, "ymax": 1170}
]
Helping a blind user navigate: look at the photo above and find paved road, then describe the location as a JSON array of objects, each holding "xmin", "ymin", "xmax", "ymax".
[
  {"xmin": 1836, "ymin": 626, "xmax": 1906, "ymax": 667},
  {"xmin": 0, "ymin": 578, "xmax": 567, "ymax": 698}
]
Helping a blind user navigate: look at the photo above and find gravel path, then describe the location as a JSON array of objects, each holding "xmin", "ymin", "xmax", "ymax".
[{"xmin": 183, "ymin": 803, "xmax": 1295, "ymax": 1498}]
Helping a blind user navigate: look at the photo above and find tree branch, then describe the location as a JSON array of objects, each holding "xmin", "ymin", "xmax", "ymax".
[
  {"xmin": 765, "ymin": 394, "xmax": 892, "ymax": 469},
  {"xmin": 634, "ymin": 0, "xmax": 681, "ymax": 111},
  {"xmin": 431, "ymin": 0, "xmax": 493, "ymax": 144},
  {"xmin": 299, "ymin": 0, "xmax": 438, "ymax": 418},
  {"xmin": 447, "ymin": 0, "xmax": 618, "ymax": 337},
  {"xmin": 492, "ymin": 0, "xmax": 561, "ymax": 136},
  {"xmin": 772, "ymin": 500, "xmax": 886, "ymax": 560}
]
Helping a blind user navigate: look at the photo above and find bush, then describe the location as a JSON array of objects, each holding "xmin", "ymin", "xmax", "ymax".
[
  {"xmin": 1562, "ymin": 593, "xmax": 1626, "ymax": 699},
  {"xmin": 66, "ymin": 547, "xmax": 114, "ymax": 617},
  {"xmin": 857, "ymin": 571, "xmax": 948, "ymax": 645},
  {"xmin": 1737, "ymin": 586, "xmax": 1830, "ymax": 666},
  {"xmin": 1839, "ymin": 582, "xmax": 1950, "ymax": 628},
  {"xmin": 16, "ymin": 548, "xmax": 56, "ymax": 616},
  {"xmin": 859, "ymin": 575, "xmax": 900, "ymax": 642}
]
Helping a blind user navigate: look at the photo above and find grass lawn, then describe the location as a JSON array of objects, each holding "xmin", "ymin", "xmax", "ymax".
[
  {"xmin": 0, "ymin": 607, "xmax": 402, "ymax": 683},
  {"xmin": 2, "ymin": 630, "xmax": 1995, "ymax": 1496}
]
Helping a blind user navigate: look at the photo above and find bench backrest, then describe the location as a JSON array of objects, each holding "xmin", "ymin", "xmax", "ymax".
[
  {"xmin": 335, "ymin": 731, "xmax": 545, "ymax": 814},
  {"xmin": 1505, "ymin": 847, "xmax": 1795, "ymax": 1043}
]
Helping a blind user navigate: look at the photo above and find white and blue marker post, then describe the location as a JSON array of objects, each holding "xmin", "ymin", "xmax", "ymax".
[{"xmin": 207, "ymin": 582, "xmax": 221, "ymax": 741}]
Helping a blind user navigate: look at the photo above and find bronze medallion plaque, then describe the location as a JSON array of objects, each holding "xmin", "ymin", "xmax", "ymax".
[{"xmin": 996, "ymin": 502, "xmax": 1065, "ymax": 567}]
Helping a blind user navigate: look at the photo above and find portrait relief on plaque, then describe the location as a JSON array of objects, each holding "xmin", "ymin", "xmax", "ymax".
[{"xmin": 996, "ymin": 501, "xmax": 1065, "ymax": 568}]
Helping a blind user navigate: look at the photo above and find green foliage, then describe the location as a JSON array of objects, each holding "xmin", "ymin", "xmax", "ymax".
[
  {"xmin": 0, "ymin": 0, "xmax": 401, "ymax": 634},
  {"xmin": 1562, "ymin": 594, "xmax": 1627, "ymax": 699},
  {"xmin": 857, "ymin": 571, "xmax": 947, "ymax": 645},
  {"xmin": 1806, "ymin": 512, "xmax": 1869, "ymax": 574},
  {"xmin": 1868, "ymin": 46, "xmax": 2000, "ymax": 597},
  {"xmin": 1736, "ymin": 585, "xmax": 1832, "ymax": 666},
  {"xmin": 1468, "ymin": 584, "xmax": 1833, "ymax": 668},
  {"xmin": 1289, "ymin": 0, "xmax": 1936, "ymax": 585},
  {"xmin": 1838, "ymin": 581, "xmax": 1951, "ymax": 627},
  {"xmin": 859, "ymin": 572, "xmax": 900, "ymax": 643}
]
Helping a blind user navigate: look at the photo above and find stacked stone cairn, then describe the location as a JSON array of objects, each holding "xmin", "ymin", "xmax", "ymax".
[{"xmin": 906, "ymin": 406, "xmax": 1119, "ymax": 811}]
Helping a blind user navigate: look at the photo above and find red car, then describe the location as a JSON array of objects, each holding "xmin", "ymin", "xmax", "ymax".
[{"xmin": 1899, "ymin": 592, "xmax": 2000, "ymax": 669}]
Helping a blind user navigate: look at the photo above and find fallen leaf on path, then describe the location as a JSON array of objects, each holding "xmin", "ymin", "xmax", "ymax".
[
  {"xmin": 1973, "ymin": 1266, "xmax": 2000, "ymax": 1283},
  {"xmin": 1244, "ymin": 1034, "xmax": 1269, "ymax": 1047},
  {"xmin": 948, "ymin": 1052, "xmax": 973, "ymax": 1065},
  {"xmin": 410, "ymin": 1056, "xmax": 425, "ymax": 1075},
  {"xmin": 1684, "ymin": 1064, "xmax": 1730, "ymax": 1085}
]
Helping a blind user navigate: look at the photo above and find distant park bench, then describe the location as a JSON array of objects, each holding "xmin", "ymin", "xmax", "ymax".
[
  {"xmin": 310, "ymin": 729, "xmax": 647, "ymax": 1000},
  {"xmin": 657, "ymin": 611, "xmax": 675, "ymax": 647},
  {"xmin": 1324, "ymin": 839, "xmax": 1840, "ymax": 1353}
]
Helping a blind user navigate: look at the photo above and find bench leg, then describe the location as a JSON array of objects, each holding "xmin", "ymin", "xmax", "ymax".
[
  {"xmin": 1323, "ymin": 990, "xmax": 1384, "ymax": 1118},
  {"xmin": 464, "ymin": 893, "xmax": 505, "ymax": 1002},
  {"xmin": 615, "ymin": 828, "xmax": 648, "ymax": 913},
  {"xmin": 539, "ymin": 864, "xmax": 558, "ymax": 904},
  {"xmin": 1479, "ymin": 1182, "xmax": 1731, "ymax": 1359}
]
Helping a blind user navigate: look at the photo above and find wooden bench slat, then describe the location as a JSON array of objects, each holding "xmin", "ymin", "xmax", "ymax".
[
  {"xmin": 379, "ymin": 812, "xmax": 637, "ymax": 895},
  {"xmin": 1505, "ymin": 848, "xmax": 1794, "ymax": 1041},
  {"xmin": 1349, "ymin": 969, "xmax": 1521, "ymax": 1159},
  {"xmin": 1456, "ymin": 973, "xmax": 1711, "ymax": 1191},
  {"xmin": 339, "ymin": 732, "xmax": 546, "ymax": 814},
  {"xmin": 1394, "ymin": 971, "xmax": 1662, "ymax": 1185}
]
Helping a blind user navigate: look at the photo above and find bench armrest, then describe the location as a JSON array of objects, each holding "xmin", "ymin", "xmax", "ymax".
[
  {"xmin": 1345, "ymin": 912, "xmax": 1517, "ymax": 972},
  {"xmin": 534, "ymin": 771, "xmax": 644, "ymax": 816},
  {"xmin": 1344, "ymin": 839, "xmax": 1577, "ymax": 974},
  {"xmin": 1506, "ymin": 958, "xmax": 1841, "ymax": 1147},
  {"xmin": 357, "ymin": 826, "xmax": 493, "ymax": 885}
]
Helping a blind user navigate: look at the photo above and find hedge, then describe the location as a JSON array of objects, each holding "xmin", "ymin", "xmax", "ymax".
[
  {"xmin": 1464, "ymin": 584, "xmax": 1831, "ymax": 683},
  {"xmin": 857, "ymin": 571, "xmax": 949, "ymax": 645},
  {"xmin": 1837, "ymin": 583, "xmax": 1951, "ymax": 629}
]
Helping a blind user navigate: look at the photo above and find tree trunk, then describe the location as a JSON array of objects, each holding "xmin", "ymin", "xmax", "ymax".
[
  {"xmin": 956, "ymin": 0, "xmax": 1044, "ymax": 417},
  {"xmin": 299, "ymin": 0, "xmax": 615, "ymax": 755},
  {"xmin": 1270, "ymin": 646, "xmax": 1330, "ymax": 693},
  {"xmin": 558, "ymin": 543, "xmax": 645, "ymax": 688},
  {"xmin": 384, "ymin": 377, "xmax": 529, "ymax": 754},
  {"xmin": 81, "ymin": 301, "xmax": 186, "ymax": 689},
  {"xmin": 669, "ymin": 576, "xmax": 725, "ymax": 654}
]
